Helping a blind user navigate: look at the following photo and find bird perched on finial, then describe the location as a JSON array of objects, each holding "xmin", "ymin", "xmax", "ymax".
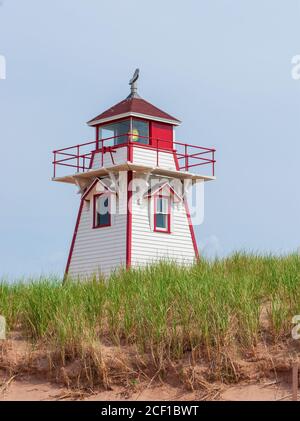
[
  {"xmin": 128, "ymin": 68, "xmax": 140, "ymax": 98},
  {"xmin": 129, "ymin": 68, "xmax": 139, "ymax": 85}
]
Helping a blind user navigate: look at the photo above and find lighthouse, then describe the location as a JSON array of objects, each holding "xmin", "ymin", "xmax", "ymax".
[{"xmin": 52, "ymin": 70, "xmax": 216, "ymax": 279}]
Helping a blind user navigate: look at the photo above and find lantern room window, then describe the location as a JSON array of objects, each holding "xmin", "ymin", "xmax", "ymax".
[
  {"xmin": 93, "ymin": 193, "xmax": 111, "ymax": 228},
  {"xmin": 98, "ymin": 118, "xmax": 149, "ymax": 146},
  {"xmin": 99, "ymin": 120, "xmax": 130, "ymax": 146},
  {"xmin": 131, "ymin": 119, "xmax": 149, "ymax": 144},
  {"xmin": 154, "ymin": 195, "xmax": 170, "ymax": 233}
]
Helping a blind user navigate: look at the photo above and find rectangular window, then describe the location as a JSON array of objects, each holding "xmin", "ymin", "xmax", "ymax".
[
  {"xmin": 99, "ymin": 120, "xmax": 130, "ymax": 146},
  {"xmin": 93, "ymin": 194, "xmax": 111, "ymax": 228},
  {"xmin": 154, "ymin": 196, "xmax": 170, "ymax": 233},
  {"xmin": 131, "ymin": 119, "xmax": 149, "ymax": 144},
  {"xmin": 98, "ymin": 119, "xmax": 149, "ymax": 146}
]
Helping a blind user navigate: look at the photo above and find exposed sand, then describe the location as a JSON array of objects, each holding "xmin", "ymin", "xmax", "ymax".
[
  {"xmin": 0, "ymin": 374, "xmax": 293, "ymax": 401},
  {"xmin": 0, "ymin": 332, "xmax": 298, "ymax": 401}
]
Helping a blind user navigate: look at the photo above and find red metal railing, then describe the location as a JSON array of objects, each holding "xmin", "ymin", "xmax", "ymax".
[
  {"xmin": 52, "ymin": 134, "xmax": 216, "ymax": 178},
  {"xmin": 174, "ymin": 141, "xmax": 216, "ymax": 175}
]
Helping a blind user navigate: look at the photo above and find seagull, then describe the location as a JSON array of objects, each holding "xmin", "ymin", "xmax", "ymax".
[
  {"xmin": 127, "ymin": 69, "xmax": 140, "ymax": 98},
  {"xmin": 129, "ymin": 68, "xmax": 139, "ymax": 86}
]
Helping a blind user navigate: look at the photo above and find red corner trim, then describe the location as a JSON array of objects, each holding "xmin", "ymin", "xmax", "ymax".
[
  {"xmin": 126, "ymin": 171, "xmax": 133, "ymax": 269},
  {"xmin": 183, "ymin": 197, "xmax": 199, "ymax": 260}
]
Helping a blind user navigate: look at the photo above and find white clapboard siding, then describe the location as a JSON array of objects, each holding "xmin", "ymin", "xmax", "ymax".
[
  {"xmin": 91, "ymin": 145, "xmax": 176, "ymax": 171},
  {"xmin": 132, "ymin": 147, "xmax": 176, "ymax": 170},
  {"xmin": 91, "ymin": 146, "xmax": 127, "ymax": 169},
  {"xmin": 67, "ymin": 170, "xmax": 196, "ymax": 279},
  {"xmin": 131, "ymin": 175, "xmax": 196, "ymax": 268},
  {"xmin": 68, "ymin": 177, "xmax": 127, "ymax": 279}
]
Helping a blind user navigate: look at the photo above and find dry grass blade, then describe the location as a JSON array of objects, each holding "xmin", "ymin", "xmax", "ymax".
[
  {"xmin": 276, "ymin": 393, "xmax": 293, "ymax": 401},
  {"xmin": 0, "ymin": 375, "xmax": 17, "ymax": 394}
]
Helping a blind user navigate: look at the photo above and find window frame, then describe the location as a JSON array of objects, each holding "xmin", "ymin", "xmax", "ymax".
[
  {"xmin": 153, "ymin": 194, "xmax": 171, "ymax": 234},
  {"xmin": 93, "ymin": 193, "xmax": 111, "ymax": 229},
  {"xmin": 131, "ymin": 118, "xmax": 149, "ymax": 145},
  {"xmin": 96, "ymin": 117, "xmax": 150, "ymax": 147},
  {"xmin": 97, "ymin": 119, "xmax": 131, "ymax": 147}
]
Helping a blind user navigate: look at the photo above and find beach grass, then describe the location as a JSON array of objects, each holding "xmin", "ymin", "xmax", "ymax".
[{"xmin": 1, "ymin": 253, "xmax": 300, "ymax": 383}]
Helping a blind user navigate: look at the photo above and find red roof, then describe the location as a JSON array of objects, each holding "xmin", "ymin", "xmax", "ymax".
[{"xmin": 87, "ymin": 97, "xmax": 180, "ymax": 126}]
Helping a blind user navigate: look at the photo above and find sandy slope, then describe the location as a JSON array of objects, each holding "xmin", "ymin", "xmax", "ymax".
[{"xmin": 0, "ymin": 374, "xmax": 293, "ymax": 401}]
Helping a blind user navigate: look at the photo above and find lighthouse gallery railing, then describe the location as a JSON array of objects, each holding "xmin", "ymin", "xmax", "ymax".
[{"xmin": 52, "ymin": 134, "xmax": 216, "ymax": 178}]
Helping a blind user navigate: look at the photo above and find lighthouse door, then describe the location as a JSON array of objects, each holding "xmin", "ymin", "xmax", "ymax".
[{"xmin": 151, "ymin": 122, "xmax": 173, "ymax": 150}]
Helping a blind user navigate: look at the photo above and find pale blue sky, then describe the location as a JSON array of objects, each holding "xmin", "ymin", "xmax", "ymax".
[{"xmin": 0, "ymin": 0, "xmax": 300, "ymax": 278}]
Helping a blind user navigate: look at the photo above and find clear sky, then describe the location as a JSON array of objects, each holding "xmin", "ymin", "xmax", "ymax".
[{"xmin": 0, "ymin": 0, "xmax": 300, "ymax": 279}]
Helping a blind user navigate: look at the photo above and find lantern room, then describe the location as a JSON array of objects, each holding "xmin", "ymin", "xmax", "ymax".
[
  {"xmin": 87, "ymin": 95, "xmax": 180, "ymax": 151},
  {"xmin": 52, "ymin": 69, "xmax": 216, "ymax": 188},
  {"xmin": 87, "ymin": 68, "xmax": 180, "ymax": 152}
]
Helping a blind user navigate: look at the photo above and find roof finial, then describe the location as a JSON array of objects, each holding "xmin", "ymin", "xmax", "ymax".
[{"xmin": 128, "ymin": 68, "xmax": 140, "ymax": 99}]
